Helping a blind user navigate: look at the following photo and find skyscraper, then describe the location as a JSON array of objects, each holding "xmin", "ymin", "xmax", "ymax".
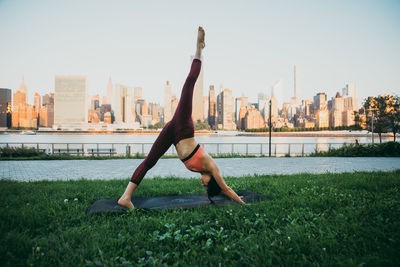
[
  {"xmin": 14, "ymin": 76, "xmax": 27, "ymax": 105},
  {"xmin": 301, "ymin": 100, "xmax": 313, "ymax": 117},
  {"xmin": 191, "ymin": 56, "xmax": 204, "ymax": 122},
  {"xmin": 54, "ymin": 75, "xmax": 88, "ymax": 127},
  {"xmin": 142, "ymin": 102, "xmax": 148, "ymax": 116},
  {"xmin": 257, "ymin": 93, "xmax": 269, "ymax": 120},
  {"xmin": 135, "ymin": 99, "xmax": 144, "ymax": 117},
  {"xmin": 291, "ymin": 65, "xmax": 299, "ymax": 104},
  {"xmin": 89, "ymin": 95, "xmax": 100, "ymax": 123},
  {"xmin": 104, "ymin": 112, "xmax": 112, "ymax": 124},
  {"xmin": 99, "ymin": 104, "xmax": 111, "ymax": 122},
  {"xmin": 13, "ymin": 90, "xmax": 26, "ymax": 107},
  {"xmin": 102, "ymin": 96, "xmax": 107, "ymax": 105},
  {"xmin": 19, "ymin": 76, "xmax": 28, "ymax": 96},
  {"xmin": 270, "ymin": 87, "xmax": 278, "ymax": 121},
  {"xmin": 39, "ymin": 93, "xmax": 54, "ymax": 128},
  {"xmin": 238, "ymin": 105, "xmax": 248, "ymax": 130},
  {"xmin": 106, "ymin": 76, "xmax": 113, "ymax": 105},
  {"xmin": 203, "ymin": 96, "xmax": 209, "ymax": 122},
  {"xmin": 329, "ymin": 92, "xmax": 345, "ymax": 127},
  {"xmin": 294, "ymin": 65, "xmax": 299, "ymax": 98},
  {"xmin": 113, "ymin": 84, "xmax": 135, "ymax": 125},
  {"xmin": 91, "ymin": 95, "xmax": 100, "ymax": 110},
  {"xmin": 171, "ymin": 94, "xmax": 179, "ymax": 116},
  {"xmin": 235, "ymin": 96, "xmax": 248, "ymax": 125},
  {"xmin": 133, "ymin": 87, "xmax": 143, "ymax": 123},
  {"xmin": 281, "ymin": 102, "xmax": 291, "ymax": 119},
  {"xmin": 217, "ymin": 88, "xmax": 236, "ymax": 130},
  {"xmin": 342, "ymin": 95, "xmax": 355, "ymax": 125},
  {"xmin": 243, "ymin": 105, "xmax": 265, "ymax": 129},
  {"xmin": 34, "ymin": 93, "xmax": 41, "ymax": 116},
  {"xmin": 316, "ymin": 109, "xmax": 329, "ymax": 128},
  {"xmin": 34, "ymin": 92, "xmax": 41, "ymax": 127},
  {"xmin": 313, "ymin": 93, "xmax": 327, "ymax": 112},
  {"xmin": 208, "ymin": 85, "xmax": 216, "ymax": 129},
  {"xmin": 148, "ymin": 102, "xmax": 160, "ymax": 123},
  {"xmin": 42, "ymin": 93, "xmax": 54, "ymax": 106},
  {"xmin": 12, "ymin": 77, "xmax": 36, "ymax": 128},
  {"xmin": 342, "ymin": 83, "xmax": 358, "ymax": 111},
  {"xmin": 0, "ymin": 88, "xmax": 12, "ymax": 128},
  {"xmin": 313, "ymin": 93, "xmax": 329, "ymax": 127},
  {"xmin": 134, "ymin": 87, "xmax": 142, "ymax": 103},
  {"xmin": 164, "ymin": 81, "xmax": 172, "ymax": 123},
  {"xmin": 263, "ymin": 94, "xmax": 270, "ymax": 123}
]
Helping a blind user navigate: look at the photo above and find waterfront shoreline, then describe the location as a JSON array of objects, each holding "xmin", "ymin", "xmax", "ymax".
[
  {"xmin": 238, "ymin": 131, "xmax": 397, "ymax": 138},
  {"xmin": 0, "ymin": 130, "xmax": 217, "ymax": 135},
  {"xmin": 0, "ymin": 129, "xmax": 396, "ymax": 138}
]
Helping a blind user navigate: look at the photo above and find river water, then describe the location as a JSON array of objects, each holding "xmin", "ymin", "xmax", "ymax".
[{"xmin": 0, "ymin": 131, "xmax": 395, "ymax": 156}]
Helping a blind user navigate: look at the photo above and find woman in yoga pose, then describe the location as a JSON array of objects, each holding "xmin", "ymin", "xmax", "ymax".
[{"xmin": 118, "ymin": 27, "xmax": 245, "ymax": 209}]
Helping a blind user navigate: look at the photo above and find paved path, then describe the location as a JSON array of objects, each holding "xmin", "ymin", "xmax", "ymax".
[{"xmin": 1, "ymin": 157, "xmax": 399, "ymax": 182}]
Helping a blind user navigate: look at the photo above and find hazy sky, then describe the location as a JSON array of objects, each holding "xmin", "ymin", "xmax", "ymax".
[{"xmin": 0, "ymin": 0, "xmax": 399, "ymax": 107}]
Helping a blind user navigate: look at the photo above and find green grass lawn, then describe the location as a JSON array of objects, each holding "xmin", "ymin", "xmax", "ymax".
[{"xmin": 1, "ymin": 171, "xmax": 400, "ymax": 266}]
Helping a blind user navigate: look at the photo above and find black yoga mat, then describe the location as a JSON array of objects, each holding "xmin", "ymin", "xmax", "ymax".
[{"xmin": 86, "ymin": 191, "xmax": 269, "ymax": 214}]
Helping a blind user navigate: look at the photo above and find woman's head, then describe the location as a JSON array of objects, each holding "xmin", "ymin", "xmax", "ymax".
[
  {"xmin": 200, "ymin": 173, "xmax": 211, "ymax": 187},
  {"xmin": 206, "ymin": 175, "xmax": 222, "ymax": 203}
]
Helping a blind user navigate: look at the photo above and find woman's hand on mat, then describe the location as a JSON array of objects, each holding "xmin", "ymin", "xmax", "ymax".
[{"xmin": 221, "ymin": 186, "xmax": 246, "ymax": 205}]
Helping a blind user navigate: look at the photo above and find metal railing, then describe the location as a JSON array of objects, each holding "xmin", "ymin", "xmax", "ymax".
[{"xmin": 0, "ymin": 142, "xmax": 370, "ymax": 157}]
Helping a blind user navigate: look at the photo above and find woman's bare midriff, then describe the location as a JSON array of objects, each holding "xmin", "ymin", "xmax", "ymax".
[{"xmin": 176, "ymin": 137, "xmax": 198, "ymax": 160}]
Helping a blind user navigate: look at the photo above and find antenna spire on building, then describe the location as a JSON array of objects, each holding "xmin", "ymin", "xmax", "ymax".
[
  {"xmin": 19, "ymin": 75, "xmax": 28, "ymax": 95},
  {"xmin": 106, "ymin": 76, "xmax": 113, "ymax": 105},
  {"xmin": 294, "ymin": 65, "xmax": 299, "ymax": 99}
]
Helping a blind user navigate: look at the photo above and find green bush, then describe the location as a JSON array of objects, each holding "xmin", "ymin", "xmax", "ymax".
[
  {"xmin": 243, "ymin": 125, "xmax": 362, "ymax": 133},
  {"xmin": 310, "ymin": 141, "xmax": 400, "ymax": 157},
  {"xmin": 194, "ymin": 122, "xmax": 211, "ymax": 130},
  {"xmin": 0, "ymin": 146, "xmax": 45, "ymax": 157}
]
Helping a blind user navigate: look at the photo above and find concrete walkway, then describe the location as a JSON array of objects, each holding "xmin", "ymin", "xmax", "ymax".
[{"xmin": 1, "ymin": 157, "xmax": 399, "ymax": 182}]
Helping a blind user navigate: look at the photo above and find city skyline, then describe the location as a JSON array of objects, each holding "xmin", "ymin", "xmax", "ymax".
[
  {"xmin": 0, "ymin": 65, "xmax": 385, "ymax": 111},
  {"xmin": 2, "ymin": 72, "xmax": 361, "ymax": 131},
  {"xmin": 0, "ymin": 0, "xmax": 399, "ymax": 106}
]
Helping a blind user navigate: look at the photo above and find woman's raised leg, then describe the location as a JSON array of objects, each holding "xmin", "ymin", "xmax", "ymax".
[{"xmin": 172, "ymin": 27, "xmax": 205, "ymax": 128}]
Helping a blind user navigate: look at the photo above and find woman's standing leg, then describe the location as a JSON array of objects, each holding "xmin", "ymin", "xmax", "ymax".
[{"xmin": 118, "ymin": 123, "xmax": 173, "ymax": 208}]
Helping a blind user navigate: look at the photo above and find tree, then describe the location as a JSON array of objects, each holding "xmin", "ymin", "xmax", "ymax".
[
  {"xmin": 363, "ymin": 95, "xmax": 399, "ymax": 143},
  {"xmin": 194, "ymin": 121, "xmax": 211, "ymax": 130},
  {"xmin": 386, "ymin": 96, "xmax": 400, "ymax": 142},
  {"xmin": 352, "ymin": 110, "xmax": 364, "ymax": 130},
  {"xmin": 148, "ymin": 121, "xmax": 165, "ymax": 129},
  {"xmin": 364, "ymin": 96, "xmax": 386, "ymax": 143}
]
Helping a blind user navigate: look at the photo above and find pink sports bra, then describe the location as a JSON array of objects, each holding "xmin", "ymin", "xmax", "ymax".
[{"xmin": 181, "ymin": 144, "xmax": 204, "ymax": 172}]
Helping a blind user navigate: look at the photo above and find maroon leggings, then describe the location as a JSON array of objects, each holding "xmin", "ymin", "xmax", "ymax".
[{"xmin": 130, "ymin": 59, "xmax": 202, "ymax": 185}]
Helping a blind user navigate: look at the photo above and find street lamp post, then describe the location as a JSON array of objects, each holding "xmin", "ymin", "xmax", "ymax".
[
  {"xmin": 269, "ymin": 99, "xmax": 272, "ymax": 157},
  {"xmin": 367, "ymin": 107, "xmax": 377, "ymax": 145},
  {"xmin": 371, "ymin": 113, "xmax": 374, "ymax": 145}
]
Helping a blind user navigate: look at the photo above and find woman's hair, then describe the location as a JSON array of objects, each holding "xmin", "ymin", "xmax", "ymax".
[{"xmin": 207, "ymin": 175, "xmax": 221, "ymax": 204}]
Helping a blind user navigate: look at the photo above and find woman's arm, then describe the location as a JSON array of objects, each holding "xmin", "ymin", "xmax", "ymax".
[
  {"xmin": 213, "ymin": 170, "xmax": 245, "ymax": 205},
  {"xmin": 204, "ymin": 155, "xmax": 245, "ymax": 205}
]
